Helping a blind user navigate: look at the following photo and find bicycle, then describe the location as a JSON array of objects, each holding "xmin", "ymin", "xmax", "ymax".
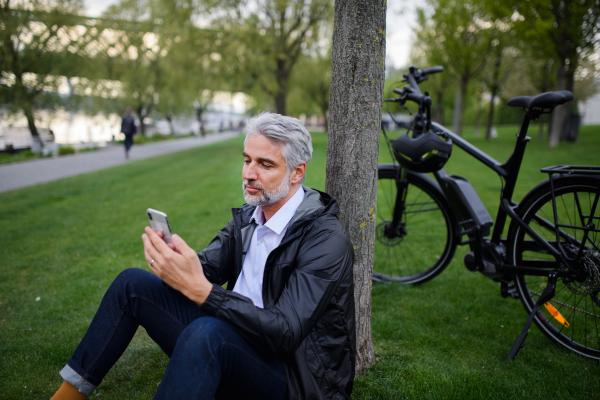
[{"xmin": 373, "ymin": 65, "xmax": 600, "ymax": 361}]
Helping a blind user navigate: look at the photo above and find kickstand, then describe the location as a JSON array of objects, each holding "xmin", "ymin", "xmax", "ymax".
[{"xmin": 503, "ymin": 273, "xmax": 557, "ymax": 363}]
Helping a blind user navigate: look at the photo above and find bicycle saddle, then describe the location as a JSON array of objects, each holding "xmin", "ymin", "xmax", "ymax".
[{"xmin": 507, "ymin": 90, "xmax": 573, "ymax": 111}]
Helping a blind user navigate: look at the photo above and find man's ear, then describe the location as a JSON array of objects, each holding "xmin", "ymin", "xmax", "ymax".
[{"xmin": 290, "ymin": 162, "xmax": 306, "ymax": 184}]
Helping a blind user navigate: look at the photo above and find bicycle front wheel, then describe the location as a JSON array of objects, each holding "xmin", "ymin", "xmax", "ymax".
[
  {"xmin": 508, "ymin": 176, "xmax": 600, "ymax": 360},
  {"xmin": 374, "ymin": 165, "xmax": 457, "ymax": 284}
]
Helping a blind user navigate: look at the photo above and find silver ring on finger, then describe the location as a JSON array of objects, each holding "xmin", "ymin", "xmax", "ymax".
[{"xmin": 150, "ymin": 259, "xmax": 155, "ymax": 267}]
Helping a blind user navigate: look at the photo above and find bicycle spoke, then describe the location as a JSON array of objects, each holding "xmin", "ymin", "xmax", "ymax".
[
  {"xmin": 374, "ymin": 170, "xmax": 456, "ymax": 284},
  {"xmin": 512, "ymin": 178, "xmax": 600, "ymax": 359}
]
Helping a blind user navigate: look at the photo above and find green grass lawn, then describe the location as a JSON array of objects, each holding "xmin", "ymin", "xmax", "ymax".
[{"xmin": 1, "ymin": 124, "xmax": 599, "ymax": 399}]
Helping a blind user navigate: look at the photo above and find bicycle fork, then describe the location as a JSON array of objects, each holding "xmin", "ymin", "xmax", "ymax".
[{"xmin": 382, "ymin": 168, "xmax": 410, "ymax": 241}]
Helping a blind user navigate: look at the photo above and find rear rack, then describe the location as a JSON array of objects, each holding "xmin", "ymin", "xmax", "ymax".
[{"xmin": 541, "ymin": 165, "xmax": 600, "ymax": 176}]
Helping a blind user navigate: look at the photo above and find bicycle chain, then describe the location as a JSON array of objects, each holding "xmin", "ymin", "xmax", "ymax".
[{"xmin": 530, "ymin": 289, "xmax": 600, "ymax": 320}]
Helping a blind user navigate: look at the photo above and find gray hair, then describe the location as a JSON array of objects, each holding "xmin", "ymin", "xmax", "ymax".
[{"xmin": 244, "ymin": 112, "xmax": 313, "ymax": 183}]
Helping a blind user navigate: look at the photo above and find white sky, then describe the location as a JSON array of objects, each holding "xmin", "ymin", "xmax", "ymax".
[
  {"xmin": 84, "ymin": 0, "xmax": 415, "ymax": 69},
  {"xmin": 385, "ymin": 0, "xmax": 417, "ymax": 69}
]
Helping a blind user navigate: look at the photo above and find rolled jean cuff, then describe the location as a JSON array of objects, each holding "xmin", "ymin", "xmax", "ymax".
[{"xmin": 59, "ymin": 364, "xmax": 97, "ymax": 396}]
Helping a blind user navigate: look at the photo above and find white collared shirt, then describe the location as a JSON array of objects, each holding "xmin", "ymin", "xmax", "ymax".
[{"xmin": 232, "ymin": 187, "xmax": 305, "ymax": 308}]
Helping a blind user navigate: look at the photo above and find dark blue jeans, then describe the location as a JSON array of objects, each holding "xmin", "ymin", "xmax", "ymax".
[
  {"xmin": 60, "ymin": 268, "xmax": 287, "ymax": 400},
  {"xmin": 124, "ymin": 134, "xmax": 133, "ymax": 151}
]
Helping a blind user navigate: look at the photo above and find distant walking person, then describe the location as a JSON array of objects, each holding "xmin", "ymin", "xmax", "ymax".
[{"xmin": 121, "ymin": 107, "xmax": 136, "ymax": 159}]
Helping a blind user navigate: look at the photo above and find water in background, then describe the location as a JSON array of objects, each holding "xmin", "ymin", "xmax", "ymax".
[{"xmin": 0, "ymin": 109, "xmax": 247, "ymax": 151}]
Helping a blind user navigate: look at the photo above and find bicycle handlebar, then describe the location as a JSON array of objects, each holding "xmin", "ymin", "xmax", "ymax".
[
  {"xmin": 421, "ymin": 66, "xmax": 444, "ymax": 76},
  {"xmin": 385, "ymin": 65, "xmax": 441, "ymax": 126},
  {"xmin": 392, "ymin": 87, "xmax": 432, "ymax": 107}
]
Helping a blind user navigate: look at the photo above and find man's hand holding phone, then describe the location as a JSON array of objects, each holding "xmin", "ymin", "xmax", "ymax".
[{"xmin": 142, "ymin": 210, "xmax": 213, "ymax": 305}]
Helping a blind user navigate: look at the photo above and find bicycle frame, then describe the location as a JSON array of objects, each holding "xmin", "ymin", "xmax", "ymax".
[
  {"xmin": 425, "ymin": 116, "xmax": 596, "ymax": 277},
  {"xmin": 385, "ymin": 66, "xmax": 598, "ymax": 278}
]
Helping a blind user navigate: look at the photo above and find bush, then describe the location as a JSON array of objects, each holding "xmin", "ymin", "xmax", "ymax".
[
  {"xmin": 0, "ymin": 149, "xmax": 41, "ymax": 164},
  {"xmin": 79, "ymin": 147, "xmax": 99, "ymax": 153},
  {"xmin": 58, "ymin": 146, "xmax": 76, "ymax": 156}
]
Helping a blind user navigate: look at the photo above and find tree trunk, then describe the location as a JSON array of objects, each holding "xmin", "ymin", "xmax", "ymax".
[
  {"xmin": 550, "ymin": 110, "xmax": 565, "ymax": 148},
  {"xmin": 23, "ymin": 103, "xmax": 43, "ymax": 147},
  {"xmin": 320, "ymin": 83, "xmax": 329, "ymax": 133},
  {"xmin": 275, "ymin": 61, "xmax": 289, "ymax": 115},
  {"xmin": 454, "ymin": 75, "xmax": 468, "ymax": 136},
  {"xmin": 275, "ymin": 91, "xmax": 287, "ymax": 115},
  {"xmin": 321, "ymin": 102, "xmax": 329, "ymax": 133},
  {"xmin": 538, "ymin": 116, "xmax": 545, "ymax": 139},
  {"xmin": 485, "ymin": 86, "xmax": 498, "ymax": 140},
  {"xmin": 16, "ymin": 72, "xmax": 42, "ymax": 145},
  {"xmin": 327, "ymin": 0, "xmax": 386, "ymax": 375},
  {"xmin": 196, "ymin": 107, "xmax": 206, "ymax": 137},
  {"xmin": 136, "ymin": 106, "xmax": 146, "ymax": 137},
  {"xmin": 452, "ymin": 90, "xmax": 460, "ymax": 133},
  {"xmin": 486, "ymin": 49, "xmax": 501, "ymax": 140},
  {"xmin": 549, "ymin": 62, "xmax": 576, "ymax": 147},
  {"xmin": 166, "ymin": 112, "xmax": 174, "ymax": 136},
  {"xmin": 434, "ymin": 89, "xmax": 444, "ymax": 125},
  {"xmin": 474, "ymin": 94, "xmax": 482, "ymax": 137}
]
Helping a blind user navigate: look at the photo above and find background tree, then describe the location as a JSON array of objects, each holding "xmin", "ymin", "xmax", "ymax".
[
  {"xmin": 288, "ymin": 50, "xmax": 331, "ymax": 131},
  {"xmin": 151, "ymin": 0, "xmax": 216, "ymax": 134},
  {"xmin": 514, "ymin": 0, "xmax": 600, "ymax": 146},
  {"xmin": 411, "ymin": 14, "xmax": 450, "ymax": 125},
  {"xmin": 207, "ymin": 0, "xmax": 332, "ymax": 115},
  {"xmin": 499, "ymin": 53, "xmax": 556, "ymax": 138},
  {"xmin": 480, "ymin": 21, "xmax": 517, "ymax": 139},
  {"xmin": 94, "ymin": 0, "xmax": 167, "ymax": 136},
  {"xmin": 327, "ymin": 0, "xmax": 386, "ymax": 374},
  {"xmin": 415, "ymin": 0, "xmax": 491, "ymax": 136},
  {"xmin": 92, "ymin": 0, "xmax": 210, "ymax": 136},
  {"xmin": 0, "ymin": 0, "xmax": 84, "ymax": 143}
]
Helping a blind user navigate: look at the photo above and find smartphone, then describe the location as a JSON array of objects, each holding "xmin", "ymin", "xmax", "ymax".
[{"xmin": 147, "ymin": 208, "xmax": 173, "ymax": 244}]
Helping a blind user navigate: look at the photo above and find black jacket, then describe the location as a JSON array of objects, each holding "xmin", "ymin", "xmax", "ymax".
[
  {"xmin": 120, "ymin": 114, "xmax": 136, "ymax": 135},
  {"xmin": 198, "ymin": 187, "xmax": 356, "ymax": 399}
]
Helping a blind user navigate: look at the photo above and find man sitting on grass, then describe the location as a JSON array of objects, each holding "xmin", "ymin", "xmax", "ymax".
[{"xmin": 51, "ymin": 112, "xmax": 356, "ymax": 400}]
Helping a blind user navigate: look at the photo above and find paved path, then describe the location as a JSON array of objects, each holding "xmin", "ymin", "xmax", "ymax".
[{"xmin": 0, "ymin": 132, "xmax": 240, "ymax": 193}]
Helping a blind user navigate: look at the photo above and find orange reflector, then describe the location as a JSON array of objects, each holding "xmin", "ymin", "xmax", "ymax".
[{"xmin": 544, "ymin": 302, "xmax": 569, "ymax": 327}]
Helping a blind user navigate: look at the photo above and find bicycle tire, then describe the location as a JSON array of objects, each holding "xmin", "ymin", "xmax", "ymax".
[
  {"xmin": 508, "ymin": 176, "xmax": 600, "ymax": 360},
  {"xmin": 374, "ymin": 164, "xmax": 457, "ymax": 284}
]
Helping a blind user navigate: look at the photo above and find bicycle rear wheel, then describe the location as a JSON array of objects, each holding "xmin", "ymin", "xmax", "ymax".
[
  {"xmin": 508, "ymin": 176, "xmax": 600, "ymax": 360},
  {"xmin": 374, "ymin": 164, "xmax": 457, "ymax": 284}
]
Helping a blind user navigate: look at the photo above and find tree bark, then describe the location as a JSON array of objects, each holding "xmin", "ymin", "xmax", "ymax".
[
  {"xmin": 23, "ymin": 103, "xmax": 43, "ymax": 147},
  {"xmin": 485, "ymin": 86, "xmax": 498, "ymax": 140},
  {"xmin": 474, "ymin": 94, "xmax": 482, "ymax": 137},
  {"xmin": 434, "ymin": 89, "xmax": 444, "ymax": 125},
  {"xmin": 136, "ymin": 106, "xmax": 146, "ymax": 137},
  {"xmin": 452, "ymin": 90, "xmax": 460, "ymax": 133},
  {"xmin": 166, "ymin": 112, "xmax": 174, "ymax": 135},
  {"xmin": 453, "ymin": 74, "xmax": 468, "ymax": 136},
  {"xmin": 485, "ymin": 49, "xmax": 501, "ymax": 140},
  {"xmin": 538, "ymin": 116, "xmax": 545, "ymax": 139},
  {"xmin": 275, "ymin": 60, "xmax": 290, "ymax": 115},
  {"xmin": 15, "ymin": 72, "xmax": 42, "ymax": 144},
  {"xmin": 327, "ymin": 0, "xmax": 386, "ymax": 375},
  {"xmin": 549, "ymin": 62, "xmax": 575, "ymax": 147},
  {"xmin": 275, "ymin": 91, "xmax": 287, "ymax": 115}
]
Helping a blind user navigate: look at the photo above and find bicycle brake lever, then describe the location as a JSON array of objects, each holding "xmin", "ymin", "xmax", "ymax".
[
  {"xmin": 435, "ymin": 129, "xmax": 447, "ymax": 139},
  {"xmin": 400, "ymin": 103, "xmax": 412, "ymax": 115}
]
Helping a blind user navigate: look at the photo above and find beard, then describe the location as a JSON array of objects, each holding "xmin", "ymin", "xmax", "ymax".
[{"xmin": 243, "ymin": 172, "xmax": 292, "ymax": 207}]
